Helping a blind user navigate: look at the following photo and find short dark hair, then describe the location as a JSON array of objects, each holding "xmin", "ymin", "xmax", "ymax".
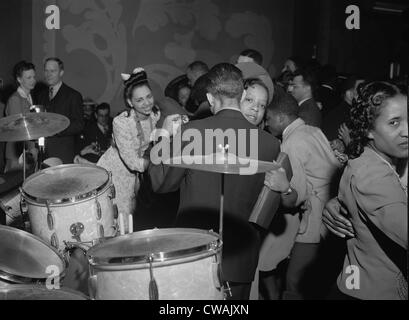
[
  {"xmin": 244, "ymin": 78, "xmax": 269, "ymax": 101},
  {"xmin": 266, "ymin": 93, "xmax": 299, "ymax": 118},
  {"xmin": 96, "ymin": 102, "xmax": 110, "ymax": 113},
  {"xmin": 13, "ymin": 60, "xmax": 35, "ymax": 81},
  {"xmin": 206, "ymin": 63, "xmax": 244, "ymax": 100},
  {"xmin": 44, "ymin": 57, "xmax": 64, "ymax": 70},
  {"xmin": 293, "ymin": 68, "xmax": 318, "ymax": 93},
  {"xmin": 239, "ymin": 49, "xmax": 263, "ymax": 65},
  {"xmin": 319, "ymin": 64, "xmax": 337, "ymax": 85},
  {"xmin": 187, "ymin": 61, "xmax": 209, "ymax": 74}
]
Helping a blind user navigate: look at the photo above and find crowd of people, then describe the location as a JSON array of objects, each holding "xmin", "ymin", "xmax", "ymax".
[{"xmin": 0, "ymin": 48, "xmax": 407, "ymax": 300}]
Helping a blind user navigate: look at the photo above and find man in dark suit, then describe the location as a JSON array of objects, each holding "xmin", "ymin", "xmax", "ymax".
[
  {"xmin": 315, "ymin": 65, "xmax": 341, "ymax": 116},
  {"xmin": 75, "ymin": 102, "xmax": 112, "ymax": 164},
  {"xmin": 149, "ymin": 63, "xmax": 281, "ymax": 299},
  {"xmin": 288, "ymin": 68, "xmax": 322, "ymax": 128},
  {"xmin": 37, "ymin": 57, "xmax": 84, "ymax": 164}
]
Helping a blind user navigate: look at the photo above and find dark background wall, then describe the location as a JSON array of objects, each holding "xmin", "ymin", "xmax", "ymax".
[
  {"xmin": 1, "ymin": 0, "xmax": 407, "ymax": 112},
  {"xmin": 0, "ymin": 0, "xmax": 32, "ymax": 100}
]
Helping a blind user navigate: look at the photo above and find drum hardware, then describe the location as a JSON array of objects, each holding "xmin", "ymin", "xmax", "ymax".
[
  {"xmin": 51, "ymin": 233, "xmax": 59, "ymax": 250},
  {"xmin": 70, "ymin": 222, "xmax": 85, "ymax": 242},
  {"xmin": 98, "ymin": 224, "xmax": 104, "ymax": 238},
  {"xmin": 46, "ymin": 201, "xmax": 54, "ymax": 231},
  {"xmin": 148, "ymin": 255, "xmax": 159, "ymax": 300},
  {"xmin": 95, "ymin": 196, "xmax": 102, "ymax": 220}
]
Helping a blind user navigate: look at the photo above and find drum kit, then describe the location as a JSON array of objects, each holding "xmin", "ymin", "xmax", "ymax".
[{"xmin": 0, "ymin": 112, "xmax": 280, "ymax": 300}]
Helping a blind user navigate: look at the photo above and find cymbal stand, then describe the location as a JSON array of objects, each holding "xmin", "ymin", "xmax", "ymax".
[{"xmin": 217, "ymin": 144, "xmax": 232, "ymax": 298}]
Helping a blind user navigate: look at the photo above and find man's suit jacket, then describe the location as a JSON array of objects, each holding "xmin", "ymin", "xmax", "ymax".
[
  {"xmin": 149, "ymin": 109, "xmax": 280, "ymax": 283},
  {"xmin": 299, "ymin": 98, "xmax": 322, "ymax": 128},
  {"xmin": 37, "ymin": 83, "xmax": 84, "ymax": 163},
  {"xmin": 315, "ymin": 85, "xmax": 341, "ymax": 116}
]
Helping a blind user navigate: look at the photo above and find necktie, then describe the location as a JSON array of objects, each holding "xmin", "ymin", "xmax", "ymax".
[{"xmin": 49, "ymin": 86, "xmax": 54, "ymax": 100}]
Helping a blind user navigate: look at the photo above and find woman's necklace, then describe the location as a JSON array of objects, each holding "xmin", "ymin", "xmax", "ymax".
[{"xmin": 368, "ymin": 146, "xmax": 407, "ymax": 194}]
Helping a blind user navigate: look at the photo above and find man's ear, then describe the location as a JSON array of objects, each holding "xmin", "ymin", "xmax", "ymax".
[
  {"xmin": 206, "ymin": 93, "xmax": 214, "ymax": 106},
  {"xmin": 60, "ymin": 69, "xmax": 64, "ymax": 78},
  {"xmin": 367, "ymin": 130, "xmax": 374, "ymax": 140},
  {"xmin": 240, "ymin": 90, "xmax": 247, "ymax": 104},
  {"xmin": 345, "ymin": 89, "xmax": 353, "ymax": 102}
]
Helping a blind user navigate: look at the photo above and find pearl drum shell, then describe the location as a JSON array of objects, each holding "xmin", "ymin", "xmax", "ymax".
[
  {"xmin": 21, "ymin": 164, "xmax": 117, "ymax": 251},
  {"xmin": 87, "ymin": 228, "xmax": 225, "ymax": 300}
]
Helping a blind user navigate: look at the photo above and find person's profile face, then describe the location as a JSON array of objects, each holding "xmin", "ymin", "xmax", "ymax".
[
  {"xmin": 128, "ymin": 85, "xmax": 154, "ymax": 117},
  {"xmin": 369, "ymin": 94, "xmax": 408, "ymax": 160},
  {"xmin": 282, "ymin": 59, "xmax": 297, "ymax": 73},
  {"xmin": 287, "ymin": 75, "xmax": 307, "ymax": 102},
  {"xmin": 240, "ymin": 84, "xmax": 268, "ymax": 126},
  {"xmin": 18, "ymin": 69, "xmax": 36, "ymax": 91},
  {"xmin": 178, "ymin": 86, "xmax": 191, "ymax": 108},
  {"xmin": 44, "ymin": 61, "xmax": 63, "ymax": 86},
  {"xmin": 264, "ymin": 110, "xmax": 283, "ymax": 137}
]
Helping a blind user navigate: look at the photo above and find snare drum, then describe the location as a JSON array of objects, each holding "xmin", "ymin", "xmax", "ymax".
[
  {"xmin": 0, "ymin": 285, "xmax": 88, "ymax": 300},
  {"xmin": 21, "ymin": 164, "xmax": 117, "ymax": 251},
  {"xmin": 0, "ymin": 225, "xmax": 66, "ymax": 286},
  {"xmin": 87, "ymin": 228, "xmax": 224, "ymax": 300}
]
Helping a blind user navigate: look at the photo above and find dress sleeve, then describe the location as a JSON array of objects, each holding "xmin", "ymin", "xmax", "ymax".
[
  {"xmin": 113, "ymin": 115, "xmax": 146, "ymax": 172},
  {"xmin": 6, "ymin": 95, "xmax": 22, "ymax": 115},
  {"xmin": 352, "ymin": 166, "xmax": 407, "ymax": 249}
]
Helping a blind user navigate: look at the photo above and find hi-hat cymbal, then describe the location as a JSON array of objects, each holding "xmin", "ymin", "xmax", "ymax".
[
  {"xmin": 0, "ymin": 112, "xmax": 70, "ymax": 142},
  {"xmin": 163, "ymin": 152, "xmax": 281, "ymax": 175}
]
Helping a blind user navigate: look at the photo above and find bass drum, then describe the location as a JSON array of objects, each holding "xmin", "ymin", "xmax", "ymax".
[
  {"xmin": 21, "ymin": 164, "xmax": 117, "ymax": 251},
  {"xmin": 87, "ymin": 228, "xmax": 225, "ymax": 300}
]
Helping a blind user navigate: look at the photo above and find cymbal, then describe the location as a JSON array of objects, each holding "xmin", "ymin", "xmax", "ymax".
[
  {"xmin": 0, "ymin": 112, "xmax": 70, "ymax": 142},
  {"xmin": 164, "ymin": 152, "xmax": 281, "ymax": 175}
]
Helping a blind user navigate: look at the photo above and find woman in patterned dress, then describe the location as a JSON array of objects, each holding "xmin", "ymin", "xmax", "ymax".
[{"xmin": 97, "ymin": 68, "xmax": 161, "ymax": 233}]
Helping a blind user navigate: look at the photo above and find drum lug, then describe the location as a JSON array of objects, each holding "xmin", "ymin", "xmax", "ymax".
[
  {"xmin": 70, "ymin": 222, "xmax": 85, "ymax": 242},
  {"xmin": 46, "ymin": 201, "xmax": 54, "ymax": 231},
  {"xmin": 88, "ymin": 274, "xmax": 98, "ymax": 300},
  {"xmin": 51, "ymin": 232, "xmax": 59, "ymax": 249},
  {"xmin": 113, "ymin": 204, "xmax": 119, "ymax": 219},
  {"xmin": 108, "ymin": 184, "xmax": 116, "ymax": 200},
  {"xmin": 95, "ymin": 198, "xmax": 102, "ymax": 220},
  {"xmin": 148, "ymin": 255, "xmax": 159, "ymax": 300},
  {"xmin": 98, "ymin": 224, "xmax": 104, "ymax": 238}
]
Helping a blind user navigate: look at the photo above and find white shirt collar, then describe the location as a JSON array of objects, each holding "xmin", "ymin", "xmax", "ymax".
[
  {"xmin": 50, "ymin": 81, "xmax": 63, "ymax": 97},
  {"xmin": 322, "ymin": 84, "xmax": 334, "ymax": 90},
  {"xmin": 298, "ymin": 97, "xmax": 311, "ymax": 106},
  {"xmin": 215, "ymin": 106, "xmax": 241, "ymax": 114}
]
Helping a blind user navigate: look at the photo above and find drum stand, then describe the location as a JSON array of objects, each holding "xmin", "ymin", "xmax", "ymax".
[{"xmin": 217, "ymin": 145, "xmax": 232, "ymax": 298}]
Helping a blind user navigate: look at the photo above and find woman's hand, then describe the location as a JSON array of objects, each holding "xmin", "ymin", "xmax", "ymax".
[
  {"xmin": 80, "ymin": 143, "xmax": 100, "ymax": 156},
  {"xmin": 264, "ymin": 166, "xmax": 290, "ymax": 193},
  {"xmin": 338, "ymin": 123, "xmax": 351, "ymax": 147},
  {"xmin": 322, "ymin": 197, "xmax": 355, "ymax": 238},
  {"xmin": 162, "ymin": 114, "xmax": 185, "ymax": 137}
]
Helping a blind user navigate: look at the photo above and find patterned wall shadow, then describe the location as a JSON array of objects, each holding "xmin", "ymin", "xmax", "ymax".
[{"xmin": 33, "ymin": 0, "xmax": 293, "ymax": 114}]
